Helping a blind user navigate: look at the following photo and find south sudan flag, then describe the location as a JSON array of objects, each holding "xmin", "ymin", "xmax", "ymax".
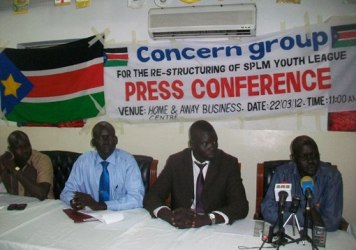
[
  {"xmin": 104, "ymin": 47, "xmax": 128, "ymax": 67},
  {"xmin": 331, "ymin": 23, "xmax": 356, "ymax": 48},
  {"xmin": 0, "ymin": 35, "xmax": 105, "ymax": 124}
]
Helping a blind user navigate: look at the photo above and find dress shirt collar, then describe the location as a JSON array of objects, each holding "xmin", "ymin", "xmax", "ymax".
[
  {"xmin": 191, "ymin": 151, "xmax": 209, "ymax": 167},
  {"xmin": 95, "ymin": 149, "xmax": 118, "ymax": 167}
]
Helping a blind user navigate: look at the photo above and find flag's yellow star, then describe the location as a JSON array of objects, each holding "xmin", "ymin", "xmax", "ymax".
[{"xmin": 1, "ymin": 74, "xmax": 22, "ymax": 98}]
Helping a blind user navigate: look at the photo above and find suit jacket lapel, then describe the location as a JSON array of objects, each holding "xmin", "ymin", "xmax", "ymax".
[
  {"xmin": 204, "ymin": 151, "xmax": 221, "ymax": 188},
  {"xmin": 182, "ymin": 149, "xmax": 195, "ymax": 204}
]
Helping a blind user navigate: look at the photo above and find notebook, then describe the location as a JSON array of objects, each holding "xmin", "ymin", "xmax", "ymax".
[{"xmin": 63, "ymin": 208, "xmax": 98, "ymax": 223}]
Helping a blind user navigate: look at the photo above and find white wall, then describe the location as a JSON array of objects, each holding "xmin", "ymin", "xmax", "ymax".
[{"xmin": 0, "ymin": 0, "xmax": 355, "ymax": 222}]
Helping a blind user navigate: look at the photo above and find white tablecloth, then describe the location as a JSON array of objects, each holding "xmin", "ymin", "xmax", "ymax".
[{"xmin": 0, "ymin": 194, "xmax": 355, "ymax": 250}]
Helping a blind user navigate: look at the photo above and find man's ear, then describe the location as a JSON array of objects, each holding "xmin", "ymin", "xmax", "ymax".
[{"xmin": 290, "ymin": 154, "xmax": 295, "ymax": 161}]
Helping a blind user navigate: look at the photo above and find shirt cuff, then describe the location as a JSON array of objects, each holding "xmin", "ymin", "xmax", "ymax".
[
  {"xmin": 153, "ymin": 206, "xmax": 171, "ymax": 217},
  {"xmin": 212, "ymin": 210, "xmax": 229, "ymax": 224}
]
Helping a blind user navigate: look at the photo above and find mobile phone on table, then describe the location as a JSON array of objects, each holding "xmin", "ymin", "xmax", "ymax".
[{"xmin": 7, "ymin": 203, "xmax": 27, "ymax": 210}]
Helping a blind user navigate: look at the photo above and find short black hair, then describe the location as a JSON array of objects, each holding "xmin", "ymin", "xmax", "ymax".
[
  {"xmin": 188, "ymin": 120, "xmax": 216, "ymax": 147},
  {"xmin": 290, "ymin": 135, "xmax": 319, "ymax": 160}
]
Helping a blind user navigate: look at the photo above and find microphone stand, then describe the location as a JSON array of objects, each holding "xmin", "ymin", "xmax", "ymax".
[
  {"xmin": 268, "ymin": 195, "xmax": 320, "ymax": 250},
  {"xmin": 269, "ymin": 203, "xmax": 295, "ymax": 249},
  {"xmin": 283, "ymin": 196, "xmax": 301, "ymax": 236},
  {"xmin": 283, "ymin": 210, "xmax": 301, "ymax": 236},
  {"xmin": 294, "ymin": 198, "xmax": 319, "ymax": 250}
]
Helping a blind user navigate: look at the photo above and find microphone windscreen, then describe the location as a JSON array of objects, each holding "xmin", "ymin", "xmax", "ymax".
[
  {"xmin": 300, "ymin": 176, "xmax": 314, "ymax": 194},
  {"xmin": 274, "ymin": 183, "xmax": 292, "ymax": 202}
]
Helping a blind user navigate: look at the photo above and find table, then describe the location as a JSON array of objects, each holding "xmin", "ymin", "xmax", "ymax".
[{"xmin": 0, "ymin": 194, "xmax": 355, "ymax": 250}]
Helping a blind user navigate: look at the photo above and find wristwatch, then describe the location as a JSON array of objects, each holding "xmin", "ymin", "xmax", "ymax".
[
  {"xmin": 14, "ymin": 166, "xmax": 22, "ymax": 177},
  {"xmin": 209, "ymin": 213, "xmax": 216, "ymax": 225}
]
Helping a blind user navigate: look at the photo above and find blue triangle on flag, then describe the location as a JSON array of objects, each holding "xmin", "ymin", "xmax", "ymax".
[{"xmin": 0, "ymin": 52, "xmax": 33, "ymax": 115}]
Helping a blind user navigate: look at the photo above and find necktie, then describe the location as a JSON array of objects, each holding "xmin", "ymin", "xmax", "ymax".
[
  {"xmin": 195, "ymin": 161, "xmax": 207, "ymax": 214},
  {"xmin": 99, "ymin": 161, "xmax": 110, "ymax": 202}
]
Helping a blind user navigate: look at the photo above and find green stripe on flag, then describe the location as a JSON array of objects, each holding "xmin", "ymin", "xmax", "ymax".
[
  {"xmin": 6, "ymin": 92, "xmax": 105, "ymax": 123},
  {"xmin": 105, "ymin": 60, "xmax": 128, "ymax": 67},
  {"xmin": 334, "ymin": 39, "xmax": 356, "ymax": 48}
]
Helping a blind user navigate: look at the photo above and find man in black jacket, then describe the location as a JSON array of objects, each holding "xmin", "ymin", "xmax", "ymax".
[{"xmin": 144, "ymin": 120, "xmax": 248, "ymax": 229}]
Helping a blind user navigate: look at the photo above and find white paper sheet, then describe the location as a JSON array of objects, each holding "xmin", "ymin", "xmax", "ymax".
[{"xmin": 80, "ymin": 210, "xmax": 124, "ymax": 224}]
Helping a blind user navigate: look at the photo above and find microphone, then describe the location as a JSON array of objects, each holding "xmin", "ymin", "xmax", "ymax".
[
  {"xmin": 300, "ymin": 176, "xmax": 314, "ymax": 200},
  {"xmin": 274, "ymin": 183, "xmax": 292, "ymax": 202},
  {"xmin": 278, "ymin": 191, "xmax": 288, "ymax": 212},
  {"xmin": 289, "ymin": 196, "xmax": 301, "ymax": 214},
  {"xmin": 274, "ymin": 183, "xmax": 292, "ymax": 213}
]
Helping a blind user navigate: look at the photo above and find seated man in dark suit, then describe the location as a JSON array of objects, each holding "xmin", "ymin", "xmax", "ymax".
[
  {"xmin": 0, "ymin": 131, "xmax": 54, "ymax": 200},
  {"xmin": 261, "ymin": 135, "xmax": 343, "ymax": 231},
  {"xmin": 144, "ymin": 120, "xmax": 249, "ymax": 229}
]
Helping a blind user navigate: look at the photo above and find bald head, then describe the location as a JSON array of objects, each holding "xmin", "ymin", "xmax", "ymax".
[
  {"xmin": 8, "ymin": 130, "xmax": 30, "ymax": 148},
  {"xmin": 92, "ymin": 121, "xmax": 116, "ymax": 138},
  {"xmin": 7, "ymin": 130, "xmax": 32, "ymax": 167},
  {"xmin": 91, "ymin": 121, "xmax": 118, "ymax": 160}
]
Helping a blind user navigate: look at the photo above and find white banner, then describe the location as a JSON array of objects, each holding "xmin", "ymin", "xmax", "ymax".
[{"xmin": 104, "ymin": 22, "xmax": 356, "ymax": 122}]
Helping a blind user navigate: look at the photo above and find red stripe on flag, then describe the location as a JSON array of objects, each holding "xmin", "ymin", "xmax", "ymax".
[
  {"xmin": 26, "ymin": 63, "xmax": 103, "ymax": 98},
  {"xmin": 338, "ymin": 30, "xmax": 356, "ymax": 39},
  {"xmin": 106, "ymin": 53, "xmax": 129, "ymax": 60}
]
